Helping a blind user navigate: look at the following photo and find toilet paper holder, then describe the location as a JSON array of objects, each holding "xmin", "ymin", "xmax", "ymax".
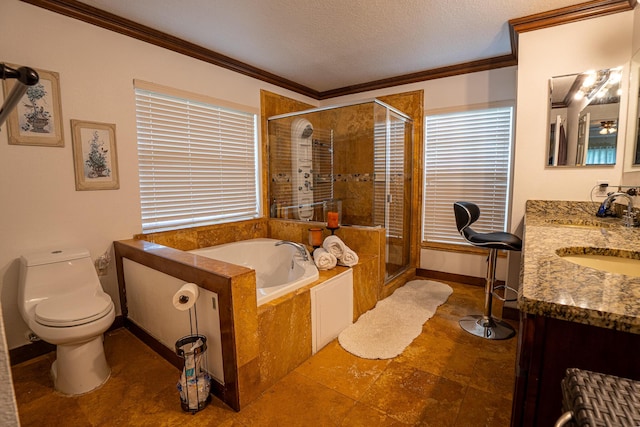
[
  {"xmin": 172, "ymin": 283, "xmax": 199, "ymax": 311},
  {"xmin": 172, "ymin": 282, "xmax": 211, "ymax": 413}
]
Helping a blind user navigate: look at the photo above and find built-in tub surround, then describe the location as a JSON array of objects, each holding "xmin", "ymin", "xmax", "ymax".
[
  {"xmin": 191, "ymin": 238, "xmax": 319, "ymax": 305},
  {"xmin": 138, "ymin": 217, "xmax": 386, "ymax": 319},
  {"xmin": 122, "ymin": 258, "xmax": 225, "ymax": 383},
  {"xmin": 519, "ymin": 200, "xmax": 640, "ymax": 332},
  {"xmin": 268, "ymin": 218, "xmax": 388, "ymax": 318},
  {"xmin": 116, "ymin": 219, "xmax": 382, "ymax": 410},
  {"xmin": 134, "ymin": 218, "xmax": 269, "ymax": 250},
  {"xmin": 114, "ymin": 239, "xmax": 256, "ymax": 411},
  {"xmin": 512, "ymin": 200, "xmax": 640, "ymax": 427}
]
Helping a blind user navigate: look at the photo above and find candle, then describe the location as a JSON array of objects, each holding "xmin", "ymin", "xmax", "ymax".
[
  {"xmin": 308, "ymin": 228, "xmax": 323, "ymax": 247},
  {"xmin": 327, "ymin": 211, "xmax": 339, "ymax": 228}
]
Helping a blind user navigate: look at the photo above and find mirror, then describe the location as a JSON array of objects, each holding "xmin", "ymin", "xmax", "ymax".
[
  {"xmin": 547, "ymin": 67, "xmax": 622, "ymax": 167},
  {"xmin": 626, "ymin": 50, "xmax": 640, "ymax": 168}
]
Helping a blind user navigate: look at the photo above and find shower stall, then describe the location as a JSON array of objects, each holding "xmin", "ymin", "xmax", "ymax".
[{"xmin": 267, "ymin": 100, "xmax": 413, "ymax": 281}]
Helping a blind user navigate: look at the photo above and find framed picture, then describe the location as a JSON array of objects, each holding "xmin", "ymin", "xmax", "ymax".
[
  {"xmin": 2, "ymin": 66, "xmax": 64, "ymax": 147},
  {"xmin": 71, "ymin": 120, "xmax": 119, "ymax": 190}
]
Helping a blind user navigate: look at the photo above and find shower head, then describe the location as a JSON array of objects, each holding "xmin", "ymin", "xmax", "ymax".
[{"xmin": 301, "ymin": 124, "xmax": 313, "ymax": 138}]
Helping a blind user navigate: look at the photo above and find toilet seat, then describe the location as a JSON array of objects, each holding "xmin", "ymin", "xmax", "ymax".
[{"xmin": 35, "ymin": 291, "xmax": 112, "ymax": 327}]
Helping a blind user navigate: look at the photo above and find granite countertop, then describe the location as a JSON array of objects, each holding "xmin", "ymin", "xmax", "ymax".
[{"xmin": 519, "ymin": 200, "xmax": 640, "ymax": 334}]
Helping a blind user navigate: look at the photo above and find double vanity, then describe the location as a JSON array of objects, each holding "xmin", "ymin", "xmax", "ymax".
[{"xmin": 511, "ymin": 200, "xmax": 640, "ymax": 427}]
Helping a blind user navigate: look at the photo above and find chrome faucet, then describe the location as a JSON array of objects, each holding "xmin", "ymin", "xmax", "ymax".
[
  {"xmin": 598, "ymin": 192, "xmax": 637, "ymax": 227},
  {"xmin": 275, "ymin": 240, "xmax": 309, "ymax": 261}
]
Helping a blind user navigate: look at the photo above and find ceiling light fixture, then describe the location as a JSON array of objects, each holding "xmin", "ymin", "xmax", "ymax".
[
  {"xmin": 580, "ymin": 68, "xmax": 624, "ymax": 103},
  {"xmin": 582, "ymin": 72, "xmax": 597, "ymax": 88},
  {"xmin": 599, "ymin": 120, "xmax": 617, "ymax": 135}
]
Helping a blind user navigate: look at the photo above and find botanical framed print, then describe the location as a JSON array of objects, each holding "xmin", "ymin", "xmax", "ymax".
[
  {"xmin": 71, "ymin": 120, "xmax": 119, "ymax": 190},
  {"xmin": 2, "ymin": 66, "xmax": 64, "ymax": 147}
]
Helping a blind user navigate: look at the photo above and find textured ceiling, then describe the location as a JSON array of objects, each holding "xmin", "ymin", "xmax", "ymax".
[{"xmin": 77, "ymin": 0, "xmax": 588, "ymax": 92}]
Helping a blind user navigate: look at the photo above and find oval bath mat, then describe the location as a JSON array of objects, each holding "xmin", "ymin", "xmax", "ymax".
[{"xmin": 338, "ymin": 279, "xmax": 453, "ymax": 359}]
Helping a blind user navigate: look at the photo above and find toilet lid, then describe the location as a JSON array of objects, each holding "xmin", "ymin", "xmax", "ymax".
[{"xmin": 35, "ymin": 291, "xmax": 113, "ymax": 327}]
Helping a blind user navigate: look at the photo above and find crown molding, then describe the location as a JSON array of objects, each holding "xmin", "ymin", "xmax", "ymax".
[
  {"xmin": 20, "ymin": 0, "xmax": 637, "ymax": 100},
  {"xmin": 20, "ymin": 0, "xmax": 321, "ymax": 99},
  {"xmin": 317, "ymin": 55, "xmax": 518, "ymax": 100},
  {"xmin": 509, "ymin": 0, "xmax": 636, "ymax": 57}
]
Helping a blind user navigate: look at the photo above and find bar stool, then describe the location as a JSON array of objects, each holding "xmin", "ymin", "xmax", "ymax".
[{"xmin": 453, "ymin": 201, "xmax": 522, "ymax": 340}]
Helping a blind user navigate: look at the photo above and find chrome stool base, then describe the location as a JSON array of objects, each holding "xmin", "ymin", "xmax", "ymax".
[{"xmin": 459, "ymin": 315, "xmax": 515, "ymax": 340}]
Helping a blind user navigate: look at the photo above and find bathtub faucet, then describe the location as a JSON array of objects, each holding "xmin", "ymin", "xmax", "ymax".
[{"xmin": 275, "ymin": 240, "xmax": 309, "ymax": 261}]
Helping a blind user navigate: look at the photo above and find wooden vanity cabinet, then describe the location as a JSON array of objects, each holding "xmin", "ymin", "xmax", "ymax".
[{"xmin": 510, "ymin": 313, "xmax": 640, "ymax": 427}]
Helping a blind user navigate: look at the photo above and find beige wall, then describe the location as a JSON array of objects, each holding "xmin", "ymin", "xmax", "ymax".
[
  {"xmin": 2, "ymin": 0, "xmax": 637, "ymax": 354},
  {"xmin": 325, "ymin": 67, "xmax": 518, "ymax": 281},
  {"xmin": 0, "ymin": 0, "xmax": 317, "ymax": 350},
  {"xmin": 512, "ymin": 11, "xmax": 634, "ymax": 225},
  {"xmin": 330, "ymin": 12, "xmax": 639, "ymax": 288},
  {"xmin": 0, "ymin": 3, "xmax": 521, "ymax": 354},
  {"xmin": 2, "ymin": 0, "xmax": 639, "ymax": 422},
  {"xmin": 509, "ymin": 10, "xmax": 636, "ymax": 290}
]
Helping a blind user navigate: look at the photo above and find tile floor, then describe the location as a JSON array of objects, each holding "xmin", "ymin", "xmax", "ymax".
[{"xmin": 12, "ymin": 280, "xmax": 518, "ymax": 426}]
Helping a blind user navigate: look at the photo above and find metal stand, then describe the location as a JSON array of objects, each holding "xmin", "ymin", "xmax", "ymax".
[
  {"xmin": 459, "ymin": 248, "xmax": 516, "ymax": 340},
  {"xmin": 175, "ymin": 303, "xmax": 211, "ymax": 413}
]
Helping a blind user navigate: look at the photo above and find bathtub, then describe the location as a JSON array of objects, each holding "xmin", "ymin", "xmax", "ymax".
[{"xmin": 190, "ymin": 238, "xmax": 319, "ymax": 305}]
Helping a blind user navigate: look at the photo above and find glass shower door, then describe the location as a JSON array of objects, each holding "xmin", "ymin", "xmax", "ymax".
[{"xmin": 374, "ymin": 106, "xmax": 412, "ymax": 281}]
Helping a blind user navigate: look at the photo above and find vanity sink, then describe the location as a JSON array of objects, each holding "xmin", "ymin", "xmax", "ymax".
[{"xmin": 558, "ymin": 250, "xmax": 640, "ymax": 277}]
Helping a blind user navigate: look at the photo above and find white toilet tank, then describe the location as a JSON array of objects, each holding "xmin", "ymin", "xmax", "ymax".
[{"xmin": 18, "ymin": 248, "xmax": 104, "ymax": 319}]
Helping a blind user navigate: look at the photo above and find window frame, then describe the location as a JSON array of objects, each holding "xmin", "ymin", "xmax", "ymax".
[
  {"xmin": 421, "ymin": 101, "xmax": 515, "ymax": 252},
  {"xmin": 134, "ymin": 80, "xmax": 261, "ymax": 233}
]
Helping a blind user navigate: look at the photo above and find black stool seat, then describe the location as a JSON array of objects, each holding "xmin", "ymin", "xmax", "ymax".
[
  {"xmin": 454, "ymin": 201, "xmax": 522, "ymax": 250},
  {"xmin": 464, "ymin": 231, "xmax": 522, "ymax": 251},
  {"xmin": 453, "ymin": 201, "xmax": 521, "ymax": 340}
]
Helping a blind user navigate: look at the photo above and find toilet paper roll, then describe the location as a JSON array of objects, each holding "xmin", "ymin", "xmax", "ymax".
[{"xmin": 172, "ymin": 283, "xmax": 199, "ymax": 311}]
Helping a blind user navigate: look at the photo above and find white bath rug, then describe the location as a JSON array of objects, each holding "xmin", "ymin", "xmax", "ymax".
[{"xmin": 338, "ymin": 280, "xmax": 453, "ymax": 359}]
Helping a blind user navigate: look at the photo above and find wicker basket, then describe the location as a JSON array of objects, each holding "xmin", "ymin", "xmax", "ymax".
[{"xmin": 558, "ymin": 368, "xmax": 640, "ymax": 426}]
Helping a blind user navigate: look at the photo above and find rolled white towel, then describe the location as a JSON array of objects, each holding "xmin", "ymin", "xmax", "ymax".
[
  {"xmin": 338, "ymin": 248, "xmax": 359, "ymax": 267},
  {"xmin": 322, "ymin": 235, "xmax": 347, "ymax": 259},
  {"xmin": 313, "ymin": 248, "xmax": 337, "ymax": 270}
]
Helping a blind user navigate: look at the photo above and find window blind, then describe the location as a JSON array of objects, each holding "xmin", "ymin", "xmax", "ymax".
[
  {"xmin": 387, "ymin": 118, "xmax": 406, "ymax": 238},
  {"xmin": 423, "ymin": 105, "xmax": 513, "ymax": 245},
  {"xmin": 373, "ymin": 121, "xmax": 386, "ymax": 229},
  {"xmin": 135, "ymin": 85, "xmax": 259, "ymax": 232}
]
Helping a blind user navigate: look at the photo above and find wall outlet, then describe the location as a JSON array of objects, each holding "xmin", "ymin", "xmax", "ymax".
[{"xmin": 596, "ymin": 180, "xmax": 609, "ymax": 197}]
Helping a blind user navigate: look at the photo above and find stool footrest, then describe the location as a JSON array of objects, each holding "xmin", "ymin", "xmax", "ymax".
[
  {"xmin": 492, "ymin": 285, "xmax": 518, "ymax": 302},
  {"xmin": 459, "ymin": 315, "xmax": 515, "ymax": 340}
]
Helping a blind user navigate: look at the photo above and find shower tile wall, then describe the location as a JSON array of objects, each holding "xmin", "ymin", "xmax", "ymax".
[
  {"xmin": 269, "ymin": 117, "xmax": 296, "ymax": 218},
  {"xmin": 331, "ymin": 103, "xmax": 375, "ymax": 226},
  {"xmin": 264, "ymin": 89, "xmax": 424, "ymax": 294},
  {"xmin": 134, "ymin": 218, "xmax": 268, "ymax": 251},
  {"xmin": 260, "ymin": 90, "xmax": 315, "ymax": 217},
  {"xmin": 269, "ymin": 104, "xmax": 377, "ymax": 226}
]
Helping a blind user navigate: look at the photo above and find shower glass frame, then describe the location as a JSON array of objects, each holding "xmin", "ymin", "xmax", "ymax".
[{"xmin": 267, "ymin": 99, "xmax": 413, "ymax": 282}]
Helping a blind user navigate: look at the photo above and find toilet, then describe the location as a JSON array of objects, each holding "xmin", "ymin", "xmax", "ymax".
[{"xmin": 18, "ymin": 248, "xmax": 115, "ymax": 395}]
